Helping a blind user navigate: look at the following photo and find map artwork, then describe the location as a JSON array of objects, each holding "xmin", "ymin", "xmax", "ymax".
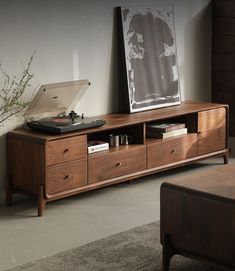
[{"xmin": 121, "ymin": 6, "xmax": 181, "ymax": 113}]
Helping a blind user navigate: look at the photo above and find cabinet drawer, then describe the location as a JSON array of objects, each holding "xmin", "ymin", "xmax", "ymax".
[
  {"xmin": 46, "ymin": 135, "xmax": 87, "ymax": 166},
  {"xmin": 147, "ymin": 134, "xmax": 197, "ymax": 168},
  {"xmin": 88, "ymin": 146, "xmax": 146, "ymax": 184},
  {"xmin": 46, "ymin": 159, "xmax": 87, "ymax": 194}
]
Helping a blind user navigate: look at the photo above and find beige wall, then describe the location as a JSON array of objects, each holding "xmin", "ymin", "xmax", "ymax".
[{"xmin": 0, "ymin": 0, "xmax": 212, "ymax": 203}]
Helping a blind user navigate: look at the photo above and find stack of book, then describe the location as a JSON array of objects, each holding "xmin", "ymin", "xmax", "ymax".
[
  {"xmin": 146, "ymin": 123, "xmax": 187, "ymax": 139},
  {"xmin": 87, "ymin": 140, "xmax": 109, "ymax": 154}
]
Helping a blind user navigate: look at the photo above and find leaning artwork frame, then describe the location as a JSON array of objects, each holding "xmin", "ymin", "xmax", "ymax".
[{"xmin": 119, "ymin": 5, "xmax": 181, "ymax": 113}]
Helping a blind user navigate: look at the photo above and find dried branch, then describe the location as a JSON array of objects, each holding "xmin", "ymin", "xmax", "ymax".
[{"xmin": 0, "ymin": 53, "xmax": 35, "ymax": 124}]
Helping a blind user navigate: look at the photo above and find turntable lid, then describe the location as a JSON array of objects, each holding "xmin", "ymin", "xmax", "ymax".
[{"xmin": 24, "ymin": 79, "xmax": 90, "ymax": 120}]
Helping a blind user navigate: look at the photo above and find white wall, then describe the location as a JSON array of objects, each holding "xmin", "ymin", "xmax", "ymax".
[{"xmin": 0, "ymin": 0, "xmax": 212, "ymax": 203}]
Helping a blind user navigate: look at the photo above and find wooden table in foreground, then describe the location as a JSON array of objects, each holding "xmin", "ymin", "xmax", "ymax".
[{"xmin": 161, "ymin": 164, "xmax": 235, "ymax": 270}]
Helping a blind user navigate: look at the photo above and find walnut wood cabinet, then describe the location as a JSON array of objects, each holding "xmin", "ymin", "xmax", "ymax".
[
  {"xmin": 212, "ymin": 0, "xmax": 235, "ymax": 136},
  {"xmin": 6, "ymin": 101, "xmax": 229, "ymax": 216}
]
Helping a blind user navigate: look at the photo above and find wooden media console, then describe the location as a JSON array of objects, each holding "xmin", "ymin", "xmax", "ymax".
[{"xmin": 6, "ymin": 101, "xmax": 229, "ymax": 216}]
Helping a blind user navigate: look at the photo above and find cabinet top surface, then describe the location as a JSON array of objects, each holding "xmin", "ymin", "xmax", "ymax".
[
  {"xmin": 8, "ymin": 101, "xmax": 227, "ymax": 142},
  {"xmin": 162, "ymin": 164, "xmax": 235, "ymax": 201}
]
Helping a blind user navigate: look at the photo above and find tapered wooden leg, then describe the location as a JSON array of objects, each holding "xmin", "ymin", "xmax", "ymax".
[
  {"xmin": 6, "ymin": 178, "xmax": 13, "ymax": 206},
  {"xmin": 162, "ymin": 234, "xmax": 174, "ymax": 271},
  {"xmin": 38, "ymin": 185, "xmax": 46, "ymax": 217},
  {"xmin": 223, "ymin": 153, "xmax": 229, "ymax": 164}
]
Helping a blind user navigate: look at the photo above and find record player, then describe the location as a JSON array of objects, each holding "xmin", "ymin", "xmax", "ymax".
[{"xmin": 24, "ymin": 79, "xmax": 106, "ymax": 134}]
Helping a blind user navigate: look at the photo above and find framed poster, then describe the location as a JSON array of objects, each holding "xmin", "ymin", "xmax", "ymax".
[{"xmin": 120, "ymin": 6, "xmax": 181, "ymax": 113}]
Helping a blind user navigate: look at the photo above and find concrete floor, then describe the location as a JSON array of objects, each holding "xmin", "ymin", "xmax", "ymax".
[{"xmin": 0, "ymin": 157, "xmax": 232, "ymax": 270}]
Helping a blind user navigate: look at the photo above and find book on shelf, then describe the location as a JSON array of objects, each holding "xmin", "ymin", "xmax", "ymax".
[
  {"xmin": 146, "ymin": 123, "xmax": 186, "ymax": 133},
  {"xmin": 87, "ymin": 140, "xmax": 109, "ymax": 154},
  {"xmin": 147, "ymin": 128, "xmax": 188, "ymax": 139}
]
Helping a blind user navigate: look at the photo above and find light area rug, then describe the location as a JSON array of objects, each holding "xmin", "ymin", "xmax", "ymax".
[{"xmin": 6, "ymin": 222, "xmax": 222, "ymax": 271}]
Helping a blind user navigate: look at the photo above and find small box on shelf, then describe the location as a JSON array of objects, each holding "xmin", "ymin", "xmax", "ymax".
[{"xmin": 87, "ymin": 140, "xmax": 109, "ymax": 154}]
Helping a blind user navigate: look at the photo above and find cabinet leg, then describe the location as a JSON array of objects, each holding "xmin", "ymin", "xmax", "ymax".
[
  {"xmin": 223, "ymin": 153, "xmax": 229, "ymax": 164},
  {"xmin": 162, "ymin": 234, "xmax": 174, "ymax": 271},
  {"xmin": 6, "ymin": 178, "xmax": 13, "ymax": 206},
  {"xmin": 38, "ymin": 185, "xmax": 46, "ymax": 217}
]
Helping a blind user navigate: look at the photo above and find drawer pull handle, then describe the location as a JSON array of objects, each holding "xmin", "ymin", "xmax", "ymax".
[
  {"xmin": 63, "ymin": 149, "xmax": 69, "ymax": 153},
  {"xmin": 170, "ymin": 149, "xmax": 176, "ymax": 154},
  {"xmin": 64, "ymin": 174, "xmax": 72, "ymax": 180},
  {"xmin": 115, "ymin": 162, "xmax": 122, "ymax": 167},
  {"xmin": 198, "ymin": 131, "xmax": 201, "ymax": 135}
]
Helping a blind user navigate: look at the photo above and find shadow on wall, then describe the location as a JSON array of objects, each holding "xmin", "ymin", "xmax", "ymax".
[
  {"xmin": 108, "ymin": 8, "xmax": 119, "ymax": 114},
  {"xmin": 108, "ymin": 8, "xmax": 121, "ymax": 113},
  {"xmin": 184, "ymin": 2, "xmax": 212, "ymax": 101},
  {"xmin": 108, "ymin": 7, "xmax": 133, "ymax": 114}
]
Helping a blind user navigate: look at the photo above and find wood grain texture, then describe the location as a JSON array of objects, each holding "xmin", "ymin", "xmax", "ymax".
[
  {"xmin": 7, "ymin": 101, "xmax": 228, "ymax": 141},
  {"xmin": 212, "ymin": 70, "xmax": 235, "ymax": 91},
  {"xmin": 213, "ymin": 35, "xmax": 235, "ymax": 54},
  {"xmin": 46, "ymin": 135, "xmax": 87, "ymax": 166},
  {"xmin": 7, "ymin": 136, "xmax": 45, "ymax": 194},
  {"xmin": 38, "ymin": 185, "xmax": 46, "ymax": 217},
  {"xmin": 88, "ymin": 145, "xmax": 146, "ymax": 184},
  {"xmin": 46, "ymin": 159, "xmax": 87, "ymax": 195},
  {"xmin": 198, "ymin": 108, "xmax": 226, "ymax": 155},
  {"xmin": 161, "ymin": 164, "xmax": 235, "ymax": 270},
  {"xmin": 213, "ymin": 18, "xmax": 235, "ymax": 36},
  {"xmin": 161, "ymin": 164, "xmax": 235, "ymax": 200},
  {"xmin": 213, "ymin": 54, "xmax": 235, "ymax": 71},
  {"xmin": 213, "ymin": 0, "xmax": 235, "ymax": 18},
  {"xmin": 44, "ymin": 150, "xmax": 228, "ymax": 201},
  {"xmin": 147, "ymin": 133, "xmax": 197, "ymax": 168},
  {"xmin": 212, "ymin": 0, "xmax": 235, "ymax": 136}
]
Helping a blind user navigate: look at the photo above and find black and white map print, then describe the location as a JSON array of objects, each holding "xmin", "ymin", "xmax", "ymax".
[{"xmin": 121, "ymin": 6, "xmax": 181, "ymax": 112}]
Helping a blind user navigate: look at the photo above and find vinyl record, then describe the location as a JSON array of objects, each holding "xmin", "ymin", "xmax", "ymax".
[{"xmin": 50, "ymin": 117, "xmax": 71, "ymax": 124}]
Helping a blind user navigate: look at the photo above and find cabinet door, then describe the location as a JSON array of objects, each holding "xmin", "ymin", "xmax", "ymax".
[{"xmin": 198, "ymin": 108, "xmax": 226, "ymax": 155}]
